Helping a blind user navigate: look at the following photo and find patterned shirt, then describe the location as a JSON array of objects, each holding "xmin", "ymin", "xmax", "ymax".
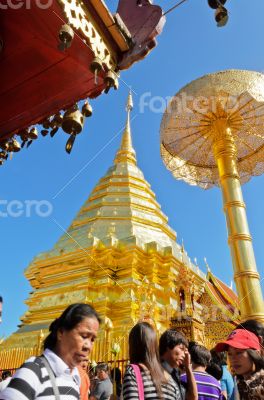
[
  {"xmin": 236, "ymin": 369, "xmax": 264, "ymax": 400},
  {"xmin": 122, "ymin": 364, "xmax": 182, "ymax": 400},
  {"xmin": 181, "ymin": 371, "xmax": 221, "ymax": 400},
  {"xmin": 0, "ymin": 348, "xmax": 81, "ymax": 400},
  {"xmin": 161, "ymin": 361, "xmax": 186, "ymax": 400}
]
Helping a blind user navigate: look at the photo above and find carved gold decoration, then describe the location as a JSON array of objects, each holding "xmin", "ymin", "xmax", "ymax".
[
  {"xmin": 161, "ymin": 70, "xmax": 264, "ymax": 322},
  {"xmin": 57, "ymin": 0, "xmax": 116, "ymax": 70}
]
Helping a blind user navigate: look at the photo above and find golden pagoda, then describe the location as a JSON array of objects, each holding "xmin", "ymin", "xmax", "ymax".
[{"xmin": 0, "ymin": 94, "xmax": 240, "ymax": 370}]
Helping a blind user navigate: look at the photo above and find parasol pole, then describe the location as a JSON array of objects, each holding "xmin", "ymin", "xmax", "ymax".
[{"xmin": 212, "ymin": 119, "xmax": 264, "ymax": 322}]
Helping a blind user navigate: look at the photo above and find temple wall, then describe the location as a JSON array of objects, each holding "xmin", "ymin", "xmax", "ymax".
[{"xmin": 0, "ymin": 243, "xmax": 238, "ymax": 369}]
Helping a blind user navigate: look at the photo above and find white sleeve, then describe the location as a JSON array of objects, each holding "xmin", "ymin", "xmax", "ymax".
[{"xmin": 0, "ymin": 358, "xmax": 43, "ymax": 400}]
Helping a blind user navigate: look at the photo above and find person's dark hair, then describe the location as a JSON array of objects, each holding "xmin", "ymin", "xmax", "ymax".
[
  {"xmin": 1, "ymin": 370, "xmax": 12, "ymax": 380},
  {"xmin": 44, "ymin": 303, "xmax": 101, "ymax": 350},
  {"xmin": 246, "ymin": 349, "xmax": 264, "ymax": 372},
  {"xmin": 188, "ymin": 341, "xmax": 197, "ymax": 351},
  {"xmin": 159, "ymin": 329, "xmax": 188, "ymax": 357},
  {"xmin": 111, "ymin": 367, "xmax": 122, "ymax": 383},
  {"xmin": 129, "ymin": 322, "xmax": 166, "ymax": 398},
  {"xmin": 189, "ymin": 343, "xmax": 211, "ymax": 367},
  {"xmin": 97, "ymin": 363, "xmax": 109, "ymax": 373},
  {"xmin": 237, "ymin": 320, "xmax": 264, "ymax": 341},
  {"xmin": 206, "ymin": 361, "xmax": 223, "ymax": 380},
  {"xmin": 210, "ymin": 350, "xmax": 227, "ymax": 366},
  {"xmin": 111, "ymin": 367, "xmax": 122, "ymax": 397}
]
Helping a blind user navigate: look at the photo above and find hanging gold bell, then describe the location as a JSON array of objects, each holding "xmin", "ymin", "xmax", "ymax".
[
  {"xmin": 215, "ymin": 5, "xmax": 228, "ymax": 26},
  {"xmin": 208, "ymin": 0, "xmax": 226, "ymax": 9},
  {"xmin": 0, "ymin": 140, "xmax": 9, "ymax": 151},
  {"xmin": 18, "ymin": 129, "xmax": 29, "ymax": 142},
  {"xmin": 28, "ymin": 127, "xmax": 38, "ymax": 140},
  {"xmin": 0, "ymin": 151, "xmax": 7, "ymax": 159},
  {"xmin": 90, "ymin": 57, "xmax": 103, "ymax": 85},
  {"xmin": 61, "ymin": 108, "xmax": 84, "ymax": 135},
  {"xmin": 8, "ymin": 138, "xmax": 21, "ymax": 152},
  {"xmin": 51, "ymin": 113, "xmax": 63, "ymax": 127},
  {"xmin": 58, "ymin": 24, "xmax": 74, "ymax": 50},
  {"xmin": 49, "ymin": 115, "xmax": 59, "ymax": 137},
  {"xmin": 42, "ymin": 118, "xmax": 51, "ymax": 129},
  {"xmin": 82, "ymin": 101, "xmax": 93, "ymax": 117},
  {"xmin": 104, "ymin": 71, "xmax": 119, "ymax": 94},
  {"xmin": 18, "ymin": 129, "xmax": 29, "ymax": 147}
]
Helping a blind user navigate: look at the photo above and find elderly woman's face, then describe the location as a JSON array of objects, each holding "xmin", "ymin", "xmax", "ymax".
[{"xmin": 57, "ymin": 316, "xmax": 99, "ymax": 369}]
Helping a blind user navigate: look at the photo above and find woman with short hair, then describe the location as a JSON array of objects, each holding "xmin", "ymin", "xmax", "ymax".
[{"xmin": 1, "ymin": 303, "xmax": 100, "ymax": 400}]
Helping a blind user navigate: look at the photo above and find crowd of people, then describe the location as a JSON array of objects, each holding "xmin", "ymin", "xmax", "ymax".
[{"xmin": 0, "ymin": 303, "xmax": 264, "ymax": 400}]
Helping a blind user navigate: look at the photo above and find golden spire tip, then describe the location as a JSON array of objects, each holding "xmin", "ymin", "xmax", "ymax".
[
  {"xmin": 204, "ymin": 257, "xmax": 211, "ymax": 272},
  {"xmin": 113, "ymin": 91, "xmax": 136, "ymax": 165},
  {"xmin": 126, "ymin": 90, "xmax": 133, "ymax": 113}
]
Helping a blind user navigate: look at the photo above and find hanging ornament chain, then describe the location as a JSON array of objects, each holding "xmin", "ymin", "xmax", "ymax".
[{"xmin": 163, "ymin": 0, "xmax": 189, "ymax": 17}]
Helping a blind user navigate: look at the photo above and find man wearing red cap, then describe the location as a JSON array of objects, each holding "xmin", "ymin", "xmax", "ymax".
[{"xmin": 215, "ymin": 329, "xmax": 264, "ymax": 400}]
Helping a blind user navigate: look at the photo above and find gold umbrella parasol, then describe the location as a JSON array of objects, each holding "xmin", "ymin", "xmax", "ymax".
[{"xmin": 160, "ymin": 69, "xmax": 264, "ymax": 322}]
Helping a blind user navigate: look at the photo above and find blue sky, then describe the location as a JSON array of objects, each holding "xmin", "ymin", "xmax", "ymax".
[{"xmin": 1, "ymin": 0, "xmax": 264, "ymax": 338}]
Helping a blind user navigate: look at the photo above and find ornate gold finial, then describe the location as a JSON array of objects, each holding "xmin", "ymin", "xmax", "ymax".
[
  {"xmin": 126, "ymin": 89, "xmax": 133, "ymax": 112},
  {"xmin": 204, "ymin": 257, "xmax": 211, "ymax": 273},
  {"xmin": 114, "ymin": 91, "xmax": 136, "ymax": 165},
  {"xmin": 181, "ymin": 239, "xmax": 185, "ymax": 254}
]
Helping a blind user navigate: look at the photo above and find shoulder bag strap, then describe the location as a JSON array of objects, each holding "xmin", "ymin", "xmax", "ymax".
[
  {"xmin": 130, "ymin": 364, "xmax": 144, "ymax": 400},
  {"xmin": 39, "ymin": 355, "xmax": 61, "ymax": 400}
]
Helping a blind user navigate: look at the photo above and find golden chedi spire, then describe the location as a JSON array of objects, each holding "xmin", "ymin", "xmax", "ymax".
[
  {"xmin": 30, "ymin": 91, "xmax": 179, "ymax": 261},
  {"xmin": 59, "ymin": 92, "xmax": 177, "ymax": 253},
  {"xmin": 114, "ymin": 91, "xmax": 136, "ymax": 165}
]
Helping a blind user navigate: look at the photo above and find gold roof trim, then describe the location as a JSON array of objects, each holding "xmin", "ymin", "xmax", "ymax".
[{"xmin": 89, "ymin": 0, "xmax": 130, "ymax": 52}]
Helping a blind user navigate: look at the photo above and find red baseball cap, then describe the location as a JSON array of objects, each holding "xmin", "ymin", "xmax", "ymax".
[{"xmin": 214, "ymin": 329, "xmax": 261, "ymax": 352}]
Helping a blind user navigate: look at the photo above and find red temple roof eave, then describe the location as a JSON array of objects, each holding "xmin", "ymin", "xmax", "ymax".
[
  {"xmin": 205, "ymin": 281, "xmax": 239, "ymax": 321},
  {"xmin": 0, "ymin": 5, "xmax": 109, "ymax": 140},
  {"xmin": 213, "ymin": 275, "xmax": 239, "ymax": 305},
  {"xmin": 207, "ymin": 271, "xmax": 239, "ymax": 307}
]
